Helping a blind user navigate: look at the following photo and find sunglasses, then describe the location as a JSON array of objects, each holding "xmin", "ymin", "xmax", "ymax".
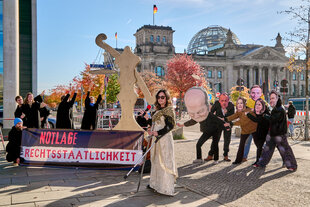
[{"xmin": 157, "ymin": 96, "xmax": 166, "ymax": 100}]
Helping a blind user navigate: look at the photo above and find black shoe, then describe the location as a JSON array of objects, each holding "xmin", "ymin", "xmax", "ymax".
[
  {"xmin": 147, "ymin": 184, "xmax": 153, "ymax": 190},
  {"xmin": 223, "ymin": 156, "xmax": 231, "ymax": 162},
  {"xmin": 232, "ymin": 161, "xmax": 241, "ymax": 164}
]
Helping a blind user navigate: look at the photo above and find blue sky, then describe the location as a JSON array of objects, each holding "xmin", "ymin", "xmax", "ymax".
[{"xmin": 37, "ymin": 0, "xmax": 301, "ymax": 93}]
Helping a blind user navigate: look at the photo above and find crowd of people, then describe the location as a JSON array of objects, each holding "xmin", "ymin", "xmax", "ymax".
[
  {"xmin": 5, "ymin": 84, "xmax": 104, "ymax": 165},
  {"xmin": 137, "ymin": 85, "xmax": 297, "ymax": 196},
  {"xmin": 5, "ymin": 83, "xmax": 298, "ymax": 197}
]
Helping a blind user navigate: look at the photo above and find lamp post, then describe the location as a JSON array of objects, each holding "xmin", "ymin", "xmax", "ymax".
[{"xmin": 304, "ymin": 7, "xmax": 310, "ymax": 141}]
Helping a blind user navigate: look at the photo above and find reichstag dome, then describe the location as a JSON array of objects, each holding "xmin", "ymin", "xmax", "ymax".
[
  {"xmin": 187, "ymin": 25, "xmax": 241, "ymax": 54},
  {"xmin": 132, "ymin": 24, "xmax": 303, "ymax": 98}
]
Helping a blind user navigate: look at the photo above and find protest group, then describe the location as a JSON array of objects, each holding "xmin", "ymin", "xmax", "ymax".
[{"xmin": 5, "ymin": 82, "xmax": 297, "ymax": 196}]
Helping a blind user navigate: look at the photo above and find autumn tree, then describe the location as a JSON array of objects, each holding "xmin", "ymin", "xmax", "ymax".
[
  {"xmin": 135, "ymin": 71, "xmax": 166, "ymax": 100},
  {"xmin": 280, "ymin": 0, "xmax": 310, "ymax": 140},
  {"xmin": 166, "ymin": 54, "xmax": 209, "ymax": 117},
  {"xmin": 106, "ymin": 74, "xmax": 120, "ymax": 104},
  {"xmin": 229, "ymin": 86, "xmax": 250, "ymax": 105}
]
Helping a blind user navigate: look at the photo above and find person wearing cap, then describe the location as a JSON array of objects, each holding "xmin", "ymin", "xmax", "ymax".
[{"xmin": 6, "ymin": 118, "xmax": 25, "ymax": 165}]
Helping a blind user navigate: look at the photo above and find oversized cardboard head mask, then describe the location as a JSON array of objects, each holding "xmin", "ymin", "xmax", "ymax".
[{"xmin": 184, "ymin": 87, "xmax": 210, "ymax": 123}]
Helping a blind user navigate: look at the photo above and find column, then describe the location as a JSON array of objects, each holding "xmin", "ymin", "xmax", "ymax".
[
  {"xmin": 268, "ymin": 66, "xmax": 272, "ymax": 92},
  {"xmin": 226, "ymin": 64, "xmax": 234, "ymax": 92},
  {"xmin": 258, "ymin": 66, "xmax": 263, "ymax": 86},
  {"xmin": 249, "ymin": 66, "xmax": 254, "ymax": 87},
  {"xmin": 32, "ymin": 0, "xmax": 38, "ymax": 95},
  {"xmin": 3, "ymin": 0, "xmax": 19, "ymax": 128},
  {"xmin": 239, "ymin": 66, "xmax": 244, "ymax": 81}
]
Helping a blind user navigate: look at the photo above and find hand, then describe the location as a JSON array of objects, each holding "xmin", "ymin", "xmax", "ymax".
[
  {"xmin": 21, "ymin": 113, "xmax": 25, "ymax": 119},
  {"xmin": 224, "ymin": 123, "xmax": 230, "ymax": 127},
  {"xmin": 245, "ymin": 111, "xmax": 249, "ymax": 115},
  {"xmin": 40, "ymin": 117, "xmax": 44, "ymax": 121},
  {"xmin": 177, "ymin": 123, "xmax": 184, "ymax": 127},
  {"xmin": 147, "ymin": 129, "xmax": 152, "ymax": 136},
  {"xmin": 40, "ymin": 90, "xmax": 45, "ymax": 96},
  {"xmin": 152, "ymin": 131, "xmax": 158, "ymax": 137}
]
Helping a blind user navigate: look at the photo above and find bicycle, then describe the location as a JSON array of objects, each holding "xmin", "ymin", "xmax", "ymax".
[{"xmin": 289, "ymin": 120, "xmax": 310, "ymax": 141}]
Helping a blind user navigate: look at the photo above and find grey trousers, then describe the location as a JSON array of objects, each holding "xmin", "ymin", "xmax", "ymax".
[{"xmin": 257, "ymin": 133, "xmax": 297, "ymax": 169}]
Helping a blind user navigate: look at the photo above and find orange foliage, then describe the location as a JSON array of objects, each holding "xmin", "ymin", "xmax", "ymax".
[
  {"xmin": 166, "ymin": 54, "xmax": 206, "ymax": 98},
  {"xmin": 45, "ymin": 64, "xmax": 107, "ymax": 108}
]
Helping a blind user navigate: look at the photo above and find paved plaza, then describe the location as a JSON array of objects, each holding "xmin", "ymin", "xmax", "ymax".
[{"xmin": 0, "ymin": 124, "xmax": 309, "ymax": 207}]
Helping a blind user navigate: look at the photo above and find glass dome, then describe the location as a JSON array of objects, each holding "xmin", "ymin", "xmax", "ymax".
[{"xmin": 187, "ymin": 25, "xmax": 241, "ymax": 54}]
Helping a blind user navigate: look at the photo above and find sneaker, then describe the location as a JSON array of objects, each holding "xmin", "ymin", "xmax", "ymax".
[
  {"xmin": 242, "ymin": 158, "xmax": 247, "ymax": 162},
  {"xmin": 204, "ymin": 155, "xmax": 213, "ymax": 161},
  {"xmin": 253, "ymin": 164, "xmax": 259, "ymax": 168},
  {"xmin": 232, "ymin": 161, "xmax": 241, "ymax": 165},
  {"xmin": 223, "ymin": 156, "xmax": 231, "ymax": 162},
  {"xmin": 288, "ymin": 168, "xmax": 296, "ymax": 172},
  {"xmin": 193, "ymin": 159, "xmax": 204, "ymax": 164},
  {"xmin": 213, "ymin": 160, "xmax": 219, "ymax": 165}
]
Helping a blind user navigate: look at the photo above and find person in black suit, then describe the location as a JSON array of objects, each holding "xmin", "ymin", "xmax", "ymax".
[
  {"xmin": 206, "ymin": 93, "xmax": 235, "ymax": 162},
  {"xmin": 178, "ymin": 87, "xmax": 228, "ymax": 164}
]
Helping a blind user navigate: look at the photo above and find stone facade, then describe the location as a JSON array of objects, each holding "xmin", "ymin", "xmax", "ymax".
[{"xmin": 133, "ymin": 25, "xmax": 307, "ymax": 100}]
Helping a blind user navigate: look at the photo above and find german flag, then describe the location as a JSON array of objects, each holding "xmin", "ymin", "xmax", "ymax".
[
  {"xmin": 153, "ymin": 5, "xmax": 158, "ymax": 14},
  {"xmin": 115, "ymin": 32, "xmax": 117, "ymax": 39}
]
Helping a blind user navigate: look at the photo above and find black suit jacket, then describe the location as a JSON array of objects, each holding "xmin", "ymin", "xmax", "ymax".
[{"xmin": 211, "ymin": 101, "xmax": 235, "ymax": 129}]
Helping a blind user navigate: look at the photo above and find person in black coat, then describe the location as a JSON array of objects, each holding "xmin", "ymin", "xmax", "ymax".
[
  {"xmin": 255, "ymin": 91, "xmax": 297, "ymax": 171},
  {"xmin": 246, "ymin": 98, "xmax": 270, "ymax": 165},
  {"xmin": 178, "ymin": 87, "xmax": 227, "ymax": 164},
  {"xmin": 21, "ymin": 91, "xmax": 45, "ymax": 128},
  {"xmin": 81, "ymin": 83, "xmax": 103, "ymax": 130},
  {"xmin": 207, "ymin": 93, "xmax": 235, "ymax": 161},
  {"xmin": 56, "ymin": 87, "xmax": 77, "ymax": 129},
  {"xmin": 6, "ymin": 118, "xmax": 24, "ymax": 164},
  {"xmin": 287, "ymin": 101, "xmax": 296, "ymax": 135}
]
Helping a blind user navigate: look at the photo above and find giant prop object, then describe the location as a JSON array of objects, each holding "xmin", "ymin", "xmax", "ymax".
[{"xmin": 93, "ymin": 33, "xmax": 155, "ymax": 131}]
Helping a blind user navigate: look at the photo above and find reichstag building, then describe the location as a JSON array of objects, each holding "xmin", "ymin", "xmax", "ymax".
[{"xmin": 133, "ymin": 25, "xmax": 305, "ymax": 98}]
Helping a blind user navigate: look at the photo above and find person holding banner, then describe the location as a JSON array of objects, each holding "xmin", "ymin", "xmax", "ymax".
[
  {"xmin": 56, "ymin": 86, "xmax": 77, "ymax": 129},
  {"xmin": 147, "ymin": 89, "xmax": 177, "ymax": 196},
  {"xmin": 81, "ymin": 83, "xmax": 103, "ymax": 130},
  {"xmin": 21, "ymin": 91, "xmax": 46, "ymax": 128},
  {"xmin": 6, "ymin": 118, "xmax": 24, "ymax": 165}
]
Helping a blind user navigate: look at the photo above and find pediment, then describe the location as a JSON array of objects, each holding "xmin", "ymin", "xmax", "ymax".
[{"xmin": 241, "ymin": 47, "xmax": 288, "ymax": 61}]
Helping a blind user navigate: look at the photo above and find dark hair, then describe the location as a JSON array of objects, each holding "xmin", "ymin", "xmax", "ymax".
[
  {"xmin": 15, "ymin": 95, "xmax": 22, "ymax": 102},
  {"xmin": 269, "ymin": 90, "xmax": 282, "ymax": 107},
  {"xmin": 269, "ymin": 90, "xmax": 279, "ymax": 98},
  {"xmin": 61, "ymin": 95, "xmax": 66, "ymax": 102},
  {"xmin": 154, "ymin": 89, "xmax": 172, "ymax": 110},
  {"xmin": 255, "ymin": 98, "xmax": 266, "ymax": 114}
]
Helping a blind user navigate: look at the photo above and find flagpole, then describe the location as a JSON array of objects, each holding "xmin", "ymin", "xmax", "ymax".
[{"xmin": 153, "ymin": 12, "xmax": 155, "ymax": 25}]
